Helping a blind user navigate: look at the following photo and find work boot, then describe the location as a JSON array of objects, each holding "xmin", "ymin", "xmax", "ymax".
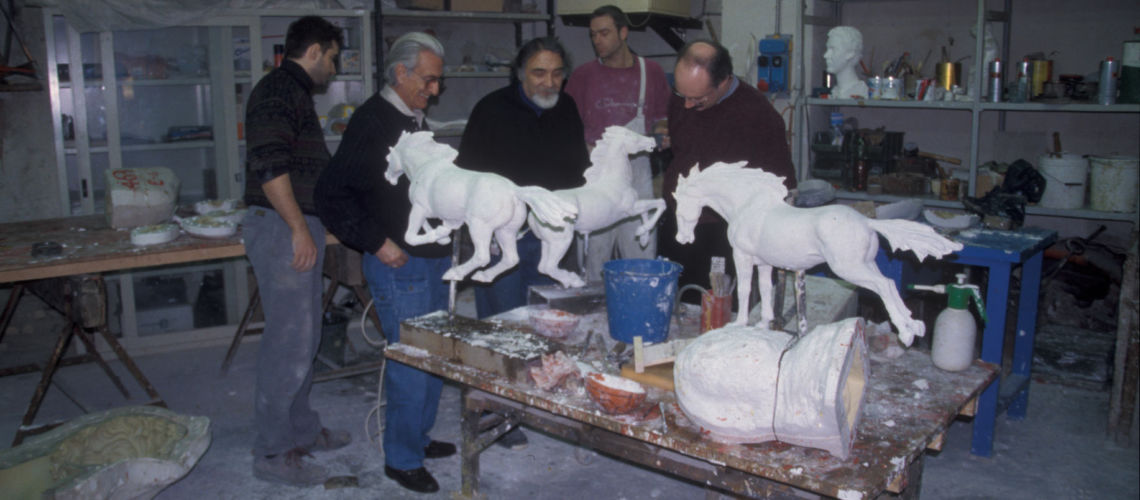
[
  {"xmin": 253, "ymin": 447, "xmax": 328, "ymax": 486},
  {"xmin": 496, "ymin": 428, "xmax": 528, "ymax": 451},
  {"xmin": 384, "ymin": 465, "xmax": 440, "ymax": 493},
  {"xmin": 308, "ymin": 427, "xmax": 351, "ymax": 452}
]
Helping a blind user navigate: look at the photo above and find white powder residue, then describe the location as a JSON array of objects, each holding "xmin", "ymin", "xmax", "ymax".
[
  {"xmin": 883, "ymin": 420, "xmax": 895, "ymax": 427},
  {"xmin": 837, "ymin": 489, "xmax": 863, "ymax": 500},
  {"xmin": 912, "ymin": 378, "xmax": 929, "ymax": 390},
  {"xmin": 590, "ymin": 373, "xmax": 646, "ymax": 394},
  {"xmin": 788, "ymin": 467, "xmax": 803, "ymax": 476}
]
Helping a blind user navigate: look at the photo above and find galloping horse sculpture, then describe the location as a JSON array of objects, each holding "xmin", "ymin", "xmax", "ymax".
[
  {"xmin": 386, "ymin": 130, "xmax": 578, "ymax": 283},
  {"xmin": 672, "ymin": 161, "xmax": 962, "ymax": 346},
  {"xmin": 530, "ymin": 126, "xmax": 666, "ymax": 288}
]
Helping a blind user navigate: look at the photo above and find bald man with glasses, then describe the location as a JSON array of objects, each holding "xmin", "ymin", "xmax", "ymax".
[{"xmin": 658, "ymin": 39, "xmax": 796, "ymax": 300}]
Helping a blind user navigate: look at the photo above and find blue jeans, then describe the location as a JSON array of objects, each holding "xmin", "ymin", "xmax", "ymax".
[
  {"xmin": 474, "ymin": 231, "xmax": 554, "ymax": 318},
  {"xmin": 244, "ymin": 207, "xmax": 326, "ymax": 456},
  {"xmin": 363, "ymin": 253, "xmax": 450, "ymax": 470}
]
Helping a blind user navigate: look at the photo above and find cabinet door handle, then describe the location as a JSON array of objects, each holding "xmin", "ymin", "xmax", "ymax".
[{"xmin": 82, "ymin": 179, "xmax": 89, "ymax": 198}]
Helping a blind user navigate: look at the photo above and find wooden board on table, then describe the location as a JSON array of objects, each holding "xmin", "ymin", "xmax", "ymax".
[
  {"xmin": 400, "ymin": 311, "xmax": 558, "ymax": 384},
  {"xmin": 620, "ymin": 362, "xmax": 675, "ymax": 391}
]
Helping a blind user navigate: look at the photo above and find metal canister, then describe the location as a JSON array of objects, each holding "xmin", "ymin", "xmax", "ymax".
[
  {"xmin": 1099, "ymin": 57, "xmax": 1119, "ymax": 105},
  {"xmin": 988, "ymin": 59, "xmax": 1003, "ymax": 102}
]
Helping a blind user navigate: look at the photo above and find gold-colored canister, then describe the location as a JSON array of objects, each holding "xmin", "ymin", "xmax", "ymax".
[
  {"xmin": 936, "ymin": 62, "xmax": 962, "ymax": 90},
  {"xmin": 1031, "ymin": 60, "xmax": 1053, "ymax": 97}
]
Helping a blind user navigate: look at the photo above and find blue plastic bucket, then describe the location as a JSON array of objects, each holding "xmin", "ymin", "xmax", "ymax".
[{"xmin": 602, "ymin": 259, "xmax": 682, "ymax": 344}]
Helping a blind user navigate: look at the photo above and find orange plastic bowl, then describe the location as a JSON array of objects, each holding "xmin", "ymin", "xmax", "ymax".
[{"xmin": 585, "ymin": 373, "xmax": 647, "ymax": 414}]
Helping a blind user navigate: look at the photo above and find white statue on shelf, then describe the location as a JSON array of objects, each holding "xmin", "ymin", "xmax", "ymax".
[
  {"xmin": 385, "ymin": 130, "xmax": 578, "ymax": 283},
  {"xmin": 824, "ymin": 26, "xmax": 869, "ymax": 99},
  {"xmin": 671, "ymin": 161, "xmax": 962, "ymax": 346},
  {"xmin": 530, "ymin": 126, "xmax": 666, "ymax": 288}
]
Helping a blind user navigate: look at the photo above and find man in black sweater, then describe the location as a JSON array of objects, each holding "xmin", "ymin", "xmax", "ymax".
[
  {"xmin": 454, "ymin": 36, "xmax": 590, "ymax": 452},
  {"xmin": 314, "ymin": 32, "xmax": 454, "ymax": 494}
]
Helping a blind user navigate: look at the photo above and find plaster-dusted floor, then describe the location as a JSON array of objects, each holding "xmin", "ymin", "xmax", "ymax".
[{"xmin": 0, "ymin": 289, "xmax": 1136, "ymax": 499}]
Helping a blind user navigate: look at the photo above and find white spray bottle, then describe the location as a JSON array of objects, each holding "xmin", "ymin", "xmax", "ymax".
[{"xmin": 910, "ymin": 273, "xmax": 986, "ymax": 372}]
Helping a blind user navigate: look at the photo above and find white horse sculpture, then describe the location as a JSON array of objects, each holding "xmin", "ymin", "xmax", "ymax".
[
  {"xmin": 672, "ymin": 161, "xmax": 962, "ymax": 346},
  {"xmin": 530, "ymin": 126, "xmax": 666, "ymax": 288},
  {"xmin": 385, "ymin": 130, "xmax": 578, "ymax": 282}
]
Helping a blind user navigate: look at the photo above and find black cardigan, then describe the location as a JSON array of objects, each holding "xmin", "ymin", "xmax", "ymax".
[{"xmin": 314, "ymin": 93, "xmax": 449, "ymax": 258}]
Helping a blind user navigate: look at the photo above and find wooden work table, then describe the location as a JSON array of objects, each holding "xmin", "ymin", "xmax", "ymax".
[{"xmin": 387, "ymin": 310, "xmax": 998, "ymax": 499}]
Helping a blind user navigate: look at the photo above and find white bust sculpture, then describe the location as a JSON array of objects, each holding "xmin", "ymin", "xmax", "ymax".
[{"xmin": 824, "ymin": 26, "xmax": 869, "ymax": 99}]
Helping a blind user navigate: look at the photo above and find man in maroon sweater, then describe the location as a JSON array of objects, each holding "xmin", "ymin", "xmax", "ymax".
[{"xmin": 659, "ymin": 39, "xmax": 796, "ymax": 299}]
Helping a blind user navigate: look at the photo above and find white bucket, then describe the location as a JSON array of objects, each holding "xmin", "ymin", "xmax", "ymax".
[
  {"xmin": 1089, "ymin": 155, "xmax": 1140, "ymax": 212},
  {"xmin": 1037, "ymin": 154, "xmax": 1088, "ymax": 209}
]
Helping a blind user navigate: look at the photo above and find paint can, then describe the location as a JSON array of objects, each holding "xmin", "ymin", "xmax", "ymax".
[
  {"xmin": 881, "ymin": 76, "xmax": 902, "ymax": 100},
  {"xmin": 1099, "ymin": 57, "xmax": 1119, "ymax": 105},
  {"xmin": 988, "ymin": 59, "xmax": 1003, "ymax": 102},
  {"xmin": 1037, "ymin": 154, "xmax": 1088, "ymax": 209},
  {"xmin": 1031, "ymin": 60, "xmax": 1052, "ymax": 98},
  {"xmin": 1089, "ymin": 155, "xmax": 1139, "ymax": 212},
  {"xmin": 936, "ymin": 62, "xmax": 961, "ymax": 90},
  {"xmin": 603, "ymin": 259, "xmax": 682, "ymax": 343},
  {"xmin": 1011, "ymin": 59, "xmax": 1032, "ymax": 103}
]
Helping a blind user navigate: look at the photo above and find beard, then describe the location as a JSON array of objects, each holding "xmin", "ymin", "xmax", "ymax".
[{"xmin": 531, "ymin": 91, "xmax": 559, "ymax": 109}]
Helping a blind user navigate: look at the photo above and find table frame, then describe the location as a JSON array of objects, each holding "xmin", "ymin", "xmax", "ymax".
[{"xmin": 876, "ymin": 227, "xmax": 1058, "ymax": 457}]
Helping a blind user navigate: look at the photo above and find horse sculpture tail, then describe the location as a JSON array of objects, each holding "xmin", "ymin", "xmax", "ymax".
[
  {"xmin": 515, "ymin": 186, "xmax": 578, "ymax": 230},
  {"xmin": 866, "ymin": 219, "xmax": 963, "ymax": 261}
]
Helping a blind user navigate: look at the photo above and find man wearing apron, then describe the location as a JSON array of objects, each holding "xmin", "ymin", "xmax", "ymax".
[{"xmin": 565, "ymin": 4, "xmax": 671, "ymax": 282}]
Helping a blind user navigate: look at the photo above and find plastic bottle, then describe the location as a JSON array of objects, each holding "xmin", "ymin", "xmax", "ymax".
[
  {"xmin": 910, "ymin": 273, "xmax": 987, "ymax": 372},
  {"xmin": 829, "ymin": 112, "xmax": 845, "ymax": 147}
]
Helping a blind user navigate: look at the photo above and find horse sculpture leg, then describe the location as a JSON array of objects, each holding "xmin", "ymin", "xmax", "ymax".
[
  {"xmin": 731, "ymin": 253, "xmax": 756, "ymax": 327},
  {"xmin": 404, "ymin": 205, "xmax": 450, "ymax": 246},
  {"xmin": 443, "ymin": 221, "xmax": 494, "ymax": 282},
  {"xmin": 471, "ymin": 203, "xmax": 528, "ymax": 283},
  {"xmin": 534, "ymin": 227, "xmax": 583, "ymax": 288},
  {"xmin": 631, "ymin": 199, "xmax": 666, "ymax": 246},
  {"xmin": 830, "ymin": 259, "xmax": 925, "ymax": 346}
]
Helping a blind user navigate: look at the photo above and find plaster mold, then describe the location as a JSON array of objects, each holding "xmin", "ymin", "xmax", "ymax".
[
  {"xmin": 0, "ymin": 405, "xmax": 210, "ymax": 500},
  {"xmin": 672, "ymin": 162, "xmax": 962, "ymax": 346},
  {"xmin": 530, "ymin": 126, "xmax": 667, "ymax": 287},
  {"xmin": 386, "ymin": 131, "xmax": 578, "ymax": 282},
  {"xmin": 103, "ymin": 167, "xmax": 180, "ymax": 229},
  {"xmin": 674, "ymin": 318, "xmax": 869, "ymax": 458}
]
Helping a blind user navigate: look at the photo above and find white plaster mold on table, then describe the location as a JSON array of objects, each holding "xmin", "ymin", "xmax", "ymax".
[
  {"xmin": 674, "ymin": 318, "xmax": 869, "ymax": 459},
  {"xmin": 530, "ymin": 126, "xmax": 667, "ymax": 288},
  {"xmin": 672, "ymin": 161, "xmax": 962, "ymax": 346},
  {"xmin": 386, "ymin": 131, "xmax": 579, "ymax": 283}
]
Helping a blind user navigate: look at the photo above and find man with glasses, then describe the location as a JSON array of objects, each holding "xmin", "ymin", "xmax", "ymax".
[
  {"xmin": 658, "ymin": 39, "xmax": 796, "ymax": 294},
  {"xmin": 564, "ymin": 5, "xmax": 671, "ymax": 282},
  {"xmin": 314, "ymin": 31, "xmax": 454, "ymax": 494}
]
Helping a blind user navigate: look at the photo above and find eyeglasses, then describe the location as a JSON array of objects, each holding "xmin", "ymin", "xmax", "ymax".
[{"xmin": 672, "ymin": 86, "xmax": 717, "ymax": 107}]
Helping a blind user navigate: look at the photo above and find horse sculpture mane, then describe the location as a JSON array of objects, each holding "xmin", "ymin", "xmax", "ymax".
[{"xmin": 677, "ymin": 161, "xmax": 788, "ymax": 206}]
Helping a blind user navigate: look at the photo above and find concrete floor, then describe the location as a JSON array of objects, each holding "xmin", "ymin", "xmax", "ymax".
[{"xmin": 0, "ymin": 292, "xmax": 1137, "ymax": 499}]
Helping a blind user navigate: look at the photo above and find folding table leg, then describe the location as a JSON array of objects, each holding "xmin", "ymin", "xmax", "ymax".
[
  {"xmin": 0, "ymin": 283, "xmax": 24, "ymax": 345},
  {"xmin": 221, "ymin": 287, "xmax": 260, "ymax": 374},
  {"xmin": 14, "ymin": 321, "xmax": 74, "ymax": 446}
]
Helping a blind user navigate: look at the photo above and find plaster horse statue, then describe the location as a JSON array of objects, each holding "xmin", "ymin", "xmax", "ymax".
[
  {"xmin": 672, "ymin": 161, "xmax": 963, "ymax": 346},
  {"xmin": 385, "ymin": 130, "xmax": 578, "ymax": 282},
  {"xmin": 529, "ymin": 126, "xmax": 666, "ymax": 288}
]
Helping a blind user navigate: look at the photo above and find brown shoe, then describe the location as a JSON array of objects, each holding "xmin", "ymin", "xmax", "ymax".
[
  {"xmin": 309, "ymin": 427, "xmax": 351, "ymax": 452},
  {"xmin": 253, "ymin": 448, "xmax": 328, "ymax": 486}
]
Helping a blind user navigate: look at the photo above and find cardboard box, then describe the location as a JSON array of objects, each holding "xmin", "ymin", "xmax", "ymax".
[
  {"xmin": 396, "ymin": 0, "xmax": 444, "ymax": 10},
  {"xmin": 451, "ymin": 0, "xmax": 503, "ymax": 12},
  {"xmin": 557, "ymin": 0, "xmax": 691, "ymax": 18}
]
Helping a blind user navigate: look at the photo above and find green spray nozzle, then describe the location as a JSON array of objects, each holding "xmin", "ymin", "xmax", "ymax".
[{"xmin": 908, "ymin": 273, "xmax": 986, "ymax": 323}]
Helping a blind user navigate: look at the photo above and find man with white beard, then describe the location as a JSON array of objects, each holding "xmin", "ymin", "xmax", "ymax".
[
  {"xmin": 457, "ymin": 36, "xmax": 590, "ymax": 319},
  {"xmin": 455, "ymin": 37, "xmax": 590, "ymax": 452}
]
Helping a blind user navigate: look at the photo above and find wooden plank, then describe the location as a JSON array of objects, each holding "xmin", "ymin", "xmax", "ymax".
[
  {"xmin": 620, "ymin": 362, "xmax": 674, "ymax": 391},
  {"xmin": 399, "ymin": 312, "xmax": 557, "ymax": 384}
]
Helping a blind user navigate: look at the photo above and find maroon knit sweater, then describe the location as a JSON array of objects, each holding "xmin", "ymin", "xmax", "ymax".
[{"xmin": 663, "ymin": 81, "xmax": 796, "ymax": 223}]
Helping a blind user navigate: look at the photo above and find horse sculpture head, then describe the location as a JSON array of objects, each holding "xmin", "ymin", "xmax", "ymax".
[
  {"xmin": 672, "ymin": 163, "xmax": 709, "ymax": 244},
  {"xmin": 584, "ymin": 126, "xmax": 658, "ymax": 184},
  {"xmin": 385, "ymin": 130, "xmax": 458, "ymax": 185}
]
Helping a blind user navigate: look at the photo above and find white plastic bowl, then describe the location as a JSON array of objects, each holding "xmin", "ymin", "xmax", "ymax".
[
  {"xmin": 194, "ymin": 198, "xmax": 239, "ymax": 215},
  {"xmin": 179, "ymin": 215, "xmax": 238, "ymax": 239},
  {"xmin": 130, "ymin": 223, "xmax": 180, "ymax": 246}
]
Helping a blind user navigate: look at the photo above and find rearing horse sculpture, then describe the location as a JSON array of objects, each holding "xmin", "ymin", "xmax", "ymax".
[
  {"xmin": 386, "ymin": 131, "xmax": 578, "ymax": 283},
  {"xmin": 530, "ymin": 126, "xmax": 666, "ymax": 288},
  {"xmin": 672, "ymin": 161, "xmax": 962, "ymax": 346}
]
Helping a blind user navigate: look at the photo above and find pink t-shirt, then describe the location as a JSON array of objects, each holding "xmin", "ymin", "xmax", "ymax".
[{"xmin": 565, "ymin": 57, "xmax": 670, "ymax": 146}]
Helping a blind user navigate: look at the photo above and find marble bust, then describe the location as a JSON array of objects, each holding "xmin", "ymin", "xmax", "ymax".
[{"xmin": 824, "ymin": 26, "xmax": 869, "ymax": 99}]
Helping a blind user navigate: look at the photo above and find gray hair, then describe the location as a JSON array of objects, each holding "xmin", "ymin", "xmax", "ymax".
[{"xmin": 384, "ymin": 32, "xmax": 445, "ymax": 86}]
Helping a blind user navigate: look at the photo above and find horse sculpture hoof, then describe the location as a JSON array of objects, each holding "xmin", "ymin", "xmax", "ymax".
[
  {"xmin": 442, "ymin": 268, "xmax": 465, "ymax": 282},
  {"xmin": 471, "ymin": 270, "xmax": 494, "ymax": 283}
]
